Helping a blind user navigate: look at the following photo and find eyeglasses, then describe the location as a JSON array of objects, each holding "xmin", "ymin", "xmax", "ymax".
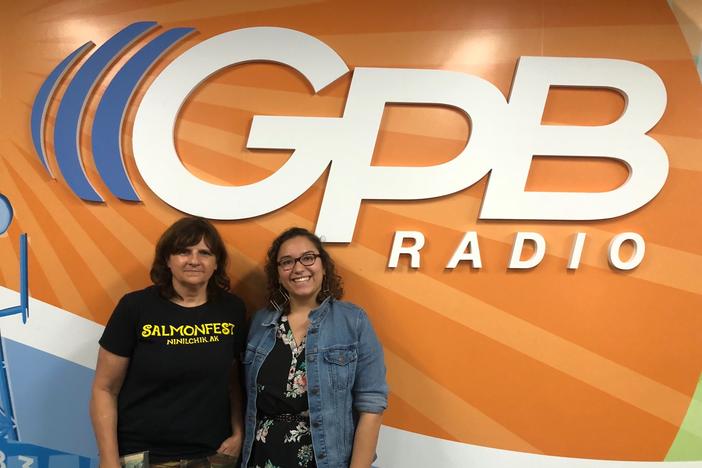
[{"xmin": 277, "ymin": 252, "xmax": 321, "ymax": 271}]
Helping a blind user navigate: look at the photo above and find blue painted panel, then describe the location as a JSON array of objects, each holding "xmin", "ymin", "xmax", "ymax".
[{"xmin": 3, "ymin": 338, "xmax": 97, "ymax": 458}]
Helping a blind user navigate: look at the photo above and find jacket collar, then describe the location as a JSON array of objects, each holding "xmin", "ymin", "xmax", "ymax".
[
  {"xmin": 309, "ymin": 297, "xmax": 332, "ymax": 325},
  {"xmin": 260, "ymin": 297, "xmax": 332, "ymax": 327},
  {"xmin": 260, "ymin": 308, "xmax": 282, "ymax": 327}
]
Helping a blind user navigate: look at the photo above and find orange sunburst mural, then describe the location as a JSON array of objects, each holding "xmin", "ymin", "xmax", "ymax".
[{"xmin": 0, "ymin": 0, "xmax": 701, "ymax": 465}]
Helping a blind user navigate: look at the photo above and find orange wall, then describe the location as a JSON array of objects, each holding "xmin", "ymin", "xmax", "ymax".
[{"xmin": 0, "ymin": 0, "xmax": 701, "ymax": 460}]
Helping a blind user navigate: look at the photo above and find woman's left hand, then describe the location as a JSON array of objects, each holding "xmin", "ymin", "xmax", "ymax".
[{"xmin": 217, "ymin": 433, "xmax": 243, "ymax": 457}]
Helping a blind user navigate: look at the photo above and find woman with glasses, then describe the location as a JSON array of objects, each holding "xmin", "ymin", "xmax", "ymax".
[
  {"xmin": 90, "ymin": 217, "xmax": 246, "ymax": 467},
  {"xmin": 241, "ymin": 227, "xmax": 388, "ymax": 468}
]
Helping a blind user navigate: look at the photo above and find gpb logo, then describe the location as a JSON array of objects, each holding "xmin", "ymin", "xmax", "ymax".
[
  {"xmin": 31, "ymin": 22, "xmax": 194, "ymax": 202},
  {"xmin": 33, "ymin": 25, "xmax": 668, "ymax": 242}
]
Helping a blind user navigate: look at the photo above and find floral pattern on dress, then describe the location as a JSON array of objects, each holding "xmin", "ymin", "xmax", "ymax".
[
  {"xmin": 256, "ymin": 418, "xmax": 274, "ymax": 443},
  {"xmin": 251, "ymin": 315, "xmax": 315, "ymax": 467},
  {"xmin": 279, "ymin": 320, "xmax": 296, "ymax": 347},
  {"xmin": 286, "ymin": 361, "xmax": 307, "ymax": 398},
  {"xmin": 255, "ymin": 462, "xmax": 281, "ymax": 468},
  {"xmin": 297, "ymin": 444, "xmax": 314, "ymax": 466},
  {"xmin": 278, "ymin": 315, "xmax": 308, "ymax": 399},
  {"xmin": 284, "ymin": 420, "xmax": 311, "ymax": 443}
]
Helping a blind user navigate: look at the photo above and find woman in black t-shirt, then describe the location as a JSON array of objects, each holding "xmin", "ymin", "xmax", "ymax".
[{"xmin": 90, "ymin": 217, "xmax": 246, "ymax": 468}]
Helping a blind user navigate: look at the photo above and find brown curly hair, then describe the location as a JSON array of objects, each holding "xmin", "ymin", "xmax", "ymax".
[
  {"xmin": 264, "ymin": 227, "xmax": 343, "ymax": 311},
  {"xmin": 150, "ymin": 217, "xmax": 230, "ymax": 300}
]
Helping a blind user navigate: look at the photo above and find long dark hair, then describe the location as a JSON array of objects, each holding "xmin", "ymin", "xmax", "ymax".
[
  {"xmin": 264, "ymin": 227, "xmax": 343, "ymax": 311},
  {"xmin": 150, "ymin": 217, "xmax": 230, "ymax": 300}
]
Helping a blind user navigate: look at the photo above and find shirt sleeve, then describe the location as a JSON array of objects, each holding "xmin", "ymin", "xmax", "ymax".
[
  {"xmin": 352, "ymin": 308, "xmax": 389, "ymax": 414},
  {"xmin": 231, "ymin": 295, "xmax": 248, "ymax": 359},
  {"xmin": 99, "ymin": 294, "xmax": 138, "ymax": 358}
]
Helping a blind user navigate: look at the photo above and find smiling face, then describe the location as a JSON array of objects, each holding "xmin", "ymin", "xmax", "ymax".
[
  {"xmin": 167, "ymin": 237, "xmax": 217, "ymax": 292},
  {"xmin": 277, "ymin": 236, "xmax": 325, "ymax": 305}
]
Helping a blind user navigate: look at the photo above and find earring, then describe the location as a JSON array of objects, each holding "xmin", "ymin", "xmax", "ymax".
[
  {"xmin": 317, "ymin": 275, "xmax": 331, "ymax": 303},
  {"xmin": 322, "ymin": 275, "xmax": 330, "ymax": 295},
  {"xmin": 270, "ymin": 285, "xmax": 290, "ymax": 312}
]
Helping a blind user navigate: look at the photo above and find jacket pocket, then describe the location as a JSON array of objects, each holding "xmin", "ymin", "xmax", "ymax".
[
  {"xmin": 242, "ymin": 344, "xmax": 256, "ymax": 365},
  {"xmin": 323, "ymin": 346, "xmax": 358, "ymax": 390},
  {"xmin": 242, "ymin": 344, "xmax": 260, "ymax": 394}
]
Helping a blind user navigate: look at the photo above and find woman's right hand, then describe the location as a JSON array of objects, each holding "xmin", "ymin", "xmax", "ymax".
[
  {"xmin": 90, "ymin": 348, "xmax": 130, "ymax": 468},
  {"xmin": 99, "ymin": 460, "xmax": 122, "ymax": 468}
]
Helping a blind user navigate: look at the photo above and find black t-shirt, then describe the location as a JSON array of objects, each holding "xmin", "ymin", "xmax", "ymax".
[{"xmin": 99, "ymin": 285, "xmax": 246, "ymax": 461}]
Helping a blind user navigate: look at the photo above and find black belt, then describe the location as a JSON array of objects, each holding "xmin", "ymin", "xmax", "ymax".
[{"xmin": 267, "ymin": 412, "xmax": 308, "ymax": 423}]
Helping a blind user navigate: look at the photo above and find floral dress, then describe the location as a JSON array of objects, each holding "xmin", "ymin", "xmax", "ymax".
[{"xmin": 250, "ymin": 315, "xmax": 316, "ymax": 468}]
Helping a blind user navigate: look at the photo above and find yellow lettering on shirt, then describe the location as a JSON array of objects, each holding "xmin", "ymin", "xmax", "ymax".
[{"xmin": 141, "ymin": 321, "xmax": 238, "ymax": 345}]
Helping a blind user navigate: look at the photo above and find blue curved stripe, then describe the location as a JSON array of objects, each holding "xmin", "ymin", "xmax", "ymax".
[
  {"xmin": 30, "ymin": 42, "xmax": 94, "ymax": 177},
  {"xmin": 92, "ymin": 27, "xmax": 194, "ymax": 201},
  {"xmin": 53, "ymin": 21, "xmax": 157, "ymax": 202}
]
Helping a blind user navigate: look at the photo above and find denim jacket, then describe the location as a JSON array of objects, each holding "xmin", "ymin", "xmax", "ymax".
[{"xmin": 241, "ymin": 299, "xmax": 388, "ymax": 468}]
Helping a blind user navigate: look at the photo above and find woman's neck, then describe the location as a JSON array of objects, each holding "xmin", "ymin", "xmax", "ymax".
[
  {"xmin": 288, "ymin": 296, "xmax": 318, "ymax": 317},
  {"xmin": 171, "ymin": 282, "xmax": 208, "ymax": 307}
]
